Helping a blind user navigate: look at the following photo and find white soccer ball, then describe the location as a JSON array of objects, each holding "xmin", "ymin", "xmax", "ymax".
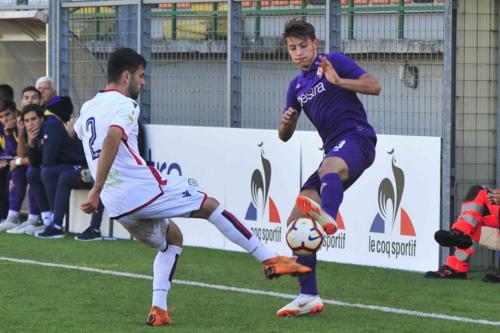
[{"xmin": 286, "ymin": 218, "xmax": 325, "ymax": 256}]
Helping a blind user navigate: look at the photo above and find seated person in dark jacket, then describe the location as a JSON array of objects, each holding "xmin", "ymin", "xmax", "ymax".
[{"xmin": 24, "ymin": 100, "xmax": 104, "ymax": 239}]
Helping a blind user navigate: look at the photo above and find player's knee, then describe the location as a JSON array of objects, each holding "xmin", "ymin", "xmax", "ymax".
[
  {"xmin": 166, "ymin": 220, "xmax": 183, "ymax": 247},
  {"xmin": 465, "ymin": 185, "xmax": 484, "ymax": 201},
  {"xmin": 191, "ymin": 197, "xmax": 220, "ymax": 219},
  {"xmin": 318, "ymin": 162, "xmax": 348, "ymax": 181}
]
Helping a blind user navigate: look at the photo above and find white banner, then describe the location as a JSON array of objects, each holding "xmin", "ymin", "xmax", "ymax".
[{"xmin": 145, "ymin": 125, "xmax": 441, "ymax": 272}]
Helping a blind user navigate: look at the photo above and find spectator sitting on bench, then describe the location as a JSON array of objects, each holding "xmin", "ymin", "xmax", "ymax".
[{"xmin": 23, "ymin": 100, "xmax": 102, "ymax": 239}]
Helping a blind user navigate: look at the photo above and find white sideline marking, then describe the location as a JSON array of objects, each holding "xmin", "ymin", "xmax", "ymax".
[{"xmin": 1, "ymin": 256, "xmax": 499, "ymax": 327}]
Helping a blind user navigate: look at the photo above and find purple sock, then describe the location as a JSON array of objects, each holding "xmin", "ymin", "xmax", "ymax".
[
  {"xmin": 297, "ymin": 253, "xmax": 318, "ymax": 295},
  {"xmin": 320, "ymin": 172, "xmax": 343, "ymax": 219}
]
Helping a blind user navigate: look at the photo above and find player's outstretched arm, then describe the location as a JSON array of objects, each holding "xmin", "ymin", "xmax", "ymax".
[
  {"xmin": 278, "ymin": 107, "xmax": 299, "ymax": 142},
  {"xmin": 318, "ymin": 55, "xmax": 381, "ymax": 95},
  {"xmin": 81, "ymin": 126, "xmax": 122, "ymax": 214},
  {"xmin": 336, "ymin": 73, "xmax": 381, "ymax": 96}
]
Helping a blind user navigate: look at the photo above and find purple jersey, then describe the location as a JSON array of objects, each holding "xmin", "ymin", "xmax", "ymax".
[
  {"xmin": 2, "ymin": 132, "xmax": 17, "ymax": 157},
  {"xmin": 285, "ymin": 52, "xmax": 376, "ymax": 152}
]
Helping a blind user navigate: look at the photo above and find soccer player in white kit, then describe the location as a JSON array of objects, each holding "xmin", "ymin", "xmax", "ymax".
[{"xmin": 75, "ymin": 48, "xmax": 310, "ymax": 326}]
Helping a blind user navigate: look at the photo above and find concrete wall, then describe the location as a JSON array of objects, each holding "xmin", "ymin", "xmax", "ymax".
[{"xmin": 0, "ymin": 18, "xmax": 46, "ymax": 102}]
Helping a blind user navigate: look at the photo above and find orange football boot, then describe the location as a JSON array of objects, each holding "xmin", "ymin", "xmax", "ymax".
[
  {"xmin": 296, "ymin": 196, "xmax": 338, "ymax": 235},
  {"xmin": 263, "ymin": 256, "xmax": 311, "ymax": 279},
  {"xmin": 146, "ymin": 306, "xmax": 174, "ymax": 326}
]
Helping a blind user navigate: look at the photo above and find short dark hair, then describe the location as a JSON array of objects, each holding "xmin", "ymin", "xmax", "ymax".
[
  {"xmin": 0, "ymin": 84, "xmax": 14, "ymax": 101},
  {"xmin": 107, "ymin": 47, "xmax": 147, "ymax": 83},
  {"xmin": 283, "ymin": 18, "xmax": 316, "ymax": 42},
  {"xmin": 0, "ymin": 99, "xmax": 16, "ymax": 113},
  {"xmin": 21, "ymin": 104, "xmax": 44, "ymax": 120},
  {"xmin": 22, "ymin": 86, "xmax": 41, "ymax": 99}
]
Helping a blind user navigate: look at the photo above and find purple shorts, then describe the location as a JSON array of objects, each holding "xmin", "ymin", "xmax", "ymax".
[{"xmin": 302, "ymin": 132, "xmax": 376, "ymax": 193}]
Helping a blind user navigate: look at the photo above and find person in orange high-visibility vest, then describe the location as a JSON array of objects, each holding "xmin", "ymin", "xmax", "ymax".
[{"xmin": 426, "ymin": 184, "xmax": 500, "ymax": 282}]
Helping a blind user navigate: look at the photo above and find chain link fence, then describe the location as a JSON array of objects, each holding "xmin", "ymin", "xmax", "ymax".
[{"xmin": 60, "ymin": 0, "xmax": 446, "ymax": 135}]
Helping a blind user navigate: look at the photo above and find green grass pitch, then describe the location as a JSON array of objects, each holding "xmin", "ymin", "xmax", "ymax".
[{"xmin": 0, "ymin": 233, "xmax": 499, "ymax": 332}]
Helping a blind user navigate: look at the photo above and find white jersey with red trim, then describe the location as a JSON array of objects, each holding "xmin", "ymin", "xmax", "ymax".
[{"xmin": 75, "ymin": 90, "xmax": 163, "ymax": 218}]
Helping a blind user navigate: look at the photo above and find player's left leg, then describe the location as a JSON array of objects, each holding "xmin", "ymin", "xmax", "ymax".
[
  {"xmin": 297, "ymin": 134, "xmax": 376, "ymax": 236},
  {"xmin": 320, "ymin": 134, "xmax": 375, "ymax": 227},
  {"xmin": 118, "ymin": 214, "xmax": 182, "ymax": 326},
  {"xmin": 147, "ymin": 221, "xmax": 182, "ymax": 326},
  {"xmin": 191, "ymin": 197, "xmax": 311, "ymax": 279}
]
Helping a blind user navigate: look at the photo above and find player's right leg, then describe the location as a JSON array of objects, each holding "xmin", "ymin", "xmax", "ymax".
[
  {"xmin": 277, "ymin": 188, "xmax": 325, "ymax": 317},
  {"xmin": 190, "ymin": 197, "xmax": 311, "ymax": 279},
  {"xmin": 117, "ymin": 214, "xmax": 182, "ymax": 326}
]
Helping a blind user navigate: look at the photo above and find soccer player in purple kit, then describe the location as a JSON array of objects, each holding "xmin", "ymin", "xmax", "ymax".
[{"xmin": 277, "ymin": 19, "xmax": 381, "ymax": 316}]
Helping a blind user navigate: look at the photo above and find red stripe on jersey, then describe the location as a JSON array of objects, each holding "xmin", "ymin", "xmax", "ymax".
[
  {"xmin": 110, "ymin": 124, "xmax": 128, "ymax": 141},
  {"xmin": 149, "ymin": 165, "xmax": 167, "ymax": 185},
  {"xmin": 121, "ymin": 136, "xmax": 167, "ymax": 186},
  {"xmin": 121, "ymin": 137, "xmax": 143, "ymax": 165},
  {"xmin": 112, "ymin": 191, "xmax": 164, "ymax": 220},
  {"xmin": 111, "ymin": 123, "xmax": 167, "ymax": 218}
]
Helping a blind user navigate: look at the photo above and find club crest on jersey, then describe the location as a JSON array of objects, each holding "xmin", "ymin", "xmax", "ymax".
[
  {"xmin": 332, "ymin": 140, "xmax": 346, "ymax": 152},
  {"xmin": 316, "ymin": 67, "xmax": 323, "ymax": 78}
]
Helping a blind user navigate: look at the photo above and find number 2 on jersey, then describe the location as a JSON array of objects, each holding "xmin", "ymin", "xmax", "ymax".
[{"xmin": 86, "ymin": 117, "xmax": 101, "ymax": 160}]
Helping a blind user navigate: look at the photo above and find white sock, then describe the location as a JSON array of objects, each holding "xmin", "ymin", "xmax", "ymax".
[
  {"xmin": 152, "ymin": 245, "xmax": 182, "ymax": 310},
  {"xmin": 41, "ymin": 211, "xmax": 52, "ymax": 226},
  {"xmin": 208, "ymin": 205, "xmax": 274, "ymax": 262},
  {"xmin": 28, "ymin": 214, "xmax": 40, "ymax": 222},
  {"xmin": 7, "ymin": 210, "xmax": 19, "ymax": 220}
]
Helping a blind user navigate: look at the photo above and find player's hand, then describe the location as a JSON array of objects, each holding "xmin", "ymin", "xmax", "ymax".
[
  {"xmin": 65, "ymin": 117, "xmax": 78, "ymax": 138},
  {"xmin": 318, "ymin": 55, "xmax": 342, "ymax": 86},
  {"xmin": 9, "ymin": 160, "xmax": 17, "ymax": 171},
  {"xmin": 27, "ymin": 124, "xmax": 40, "ymax": 146},
  {"xmin": 80, "ymin": 187, "xmax": 101, "ymax": 214},
  {"xmin": 487, "ymin": 189, "xmax": 500, "ymax": 205},
  {"xmin": 281, "ymin": 107, "xmax": 299, "ymax": 127},
  {"xmin": 16, "ymin": 116, "xmax": 25, "ymax": 134}
]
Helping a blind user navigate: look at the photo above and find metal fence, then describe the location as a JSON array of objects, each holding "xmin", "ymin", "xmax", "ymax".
[
  {"xmin": 53, "ymin": 1, "xmax": 447, "ymax": 131},
  {"xmin": 39, "ymin": 0, "xmax": 497, "ymax": 269}
]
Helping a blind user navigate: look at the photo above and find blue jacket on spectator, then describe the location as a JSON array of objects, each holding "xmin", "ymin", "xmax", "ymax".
[
  {"xmin": 42, "ymin": 112, "xmax": 86, "ymax": 167},
  {"xmin": 27, "ymin": 112, "xmax": 86, "ymax": 168}
]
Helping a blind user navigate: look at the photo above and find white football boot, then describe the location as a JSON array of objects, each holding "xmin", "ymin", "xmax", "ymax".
[
  {"xmin": 276, "ymin": 295, "xmax": 324, "ymax": 317},
  {"xmin": 7, "ymin": 217, "xmax": 40, "ymax": 234},
  {"xmin": 0, "ymin": 216, "xmax": 20, "ymax": 232},
  {"xmin": 24, "ymin": 221, "xmax": 45, "ymax": 235}
]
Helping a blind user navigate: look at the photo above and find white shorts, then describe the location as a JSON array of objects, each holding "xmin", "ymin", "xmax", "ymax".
[{"xmin": 117, "ymin": 175, "xmax": 207, "ymax": 250}]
